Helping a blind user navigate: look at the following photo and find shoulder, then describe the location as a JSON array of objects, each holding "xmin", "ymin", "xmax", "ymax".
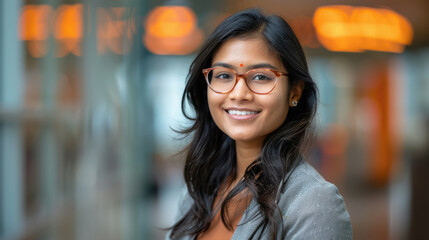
[{"xmin": 277, "ymin": 161, "xmax": 353, "ymax": 239}]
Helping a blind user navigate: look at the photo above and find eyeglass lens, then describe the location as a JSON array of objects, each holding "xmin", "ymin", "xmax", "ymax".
[{"xmin": 206, "ymin": 68, "xmax": 277, "ymax": 93}]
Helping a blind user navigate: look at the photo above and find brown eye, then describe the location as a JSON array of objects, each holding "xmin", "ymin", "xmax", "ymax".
[
  {"xmin": 215, "ymin": 73, "xmax": 234, "ymax": 79},
  {"xmin": 248, "ymin": 69, "xmax": 276, "ymax": 82},
  {"xmin": 252, "ymin": 74, "xmax": 273, "ymax": 81}
]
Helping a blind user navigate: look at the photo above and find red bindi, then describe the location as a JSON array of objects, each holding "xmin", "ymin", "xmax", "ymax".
[{"xmin": 240, "ymin": 63, "xmax": 244, "ymax": 67}]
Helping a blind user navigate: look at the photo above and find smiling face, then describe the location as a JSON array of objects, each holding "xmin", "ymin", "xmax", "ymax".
[{"xmin": 207, "ymin": 37, "xmax": 300, "ymax": 146}]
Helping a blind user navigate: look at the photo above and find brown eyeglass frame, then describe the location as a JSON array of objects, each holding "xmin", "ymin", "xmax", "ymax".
[{"xmin": 202, "ymin": 67, "xmax": 288, "ymax": 94}]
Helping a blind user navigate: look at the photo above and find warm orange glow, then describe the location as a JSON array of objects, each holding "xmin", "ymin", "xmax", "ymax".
[
  {"xmin": 20, "ymin": 5, "xmax": 53, "ymax": 41},
  {"xmin": 358, "ymin": 64, "xmax": 398, "ymax": 186},
  {"xmin": 53, "ymin": 4, "xmax": 83, "ymax": 57},
  {"xmin": 54, "ymin": 4, "xmax": 83, "ymax": 39},
  {"xmin": 313, "ymin": 5, "xmax": 413, "ymax": 53},
  {"xmin": 20, "ymin": 5, "xmax": 53, "ymax": 58},
  {"xmin": 146, "ymin": 6, "xmax": 196, "ymax": 38},
  {"xmin": 20, "ymin": 4, "xmax": 203, "ymax": 57},
  {"xmin": 144, "ymin": 6, "xmax": 202, "ymax": 55}
]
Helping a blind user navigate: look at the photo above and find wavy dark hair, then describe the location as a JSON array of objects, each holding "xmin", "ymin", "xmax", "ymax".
[{"xmin": 170, "ymin": 8, "xmax": 318, "ymax": 239}]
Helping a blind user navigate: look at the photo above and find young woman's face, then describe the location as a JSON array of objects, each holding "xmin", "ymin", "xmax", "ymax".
[{"xmin": 207, "ymin": 37, "xmax": 299, "ymax": 146}]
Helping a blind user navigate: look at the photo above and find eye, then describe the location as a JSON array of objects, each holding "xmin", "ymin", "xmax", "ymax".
[
  {"xmin": 253, "ymin": 74, "xmax": 272, "ymax": 80},
  {"xmin": 214, "ymin": 72, "xmax": 234, "ymax": 80},
  {"xmin": 247, "ymin": 69, "xmax": 277, "ymax": 82},
  {"xmin": 251, "ymin": 72, "xmax": 275, "ymax": 81}
]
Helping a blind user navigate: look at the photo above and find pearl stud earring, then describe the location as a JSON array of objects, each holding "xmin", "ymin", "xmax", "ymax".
[{"xmin": 291, "ymin": 101, "xmax": 298, "ymax": 107}]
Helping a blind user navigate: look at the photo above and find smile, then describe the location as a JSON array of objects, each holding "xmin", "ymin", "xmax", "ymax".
[
  {"xmin": 224, "ymin": 108, "xmax": 261, "ymax": 120},
  {"xmin": 227, "ymin": 110, "xmax": 259, "ymax": 115}
]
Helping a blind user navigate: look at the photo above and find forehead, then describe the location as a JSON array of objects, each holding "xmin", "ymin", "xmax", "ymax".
[{"xmin": 211, "ymin": 37, "xmax": 284, "ymax": 70}]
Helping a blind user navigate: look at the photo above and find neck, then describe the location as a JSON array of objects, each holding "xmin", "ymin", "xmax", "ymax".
[{"xmin": 234, "ymin": 139, "xmax": 263, "ymax": 182}]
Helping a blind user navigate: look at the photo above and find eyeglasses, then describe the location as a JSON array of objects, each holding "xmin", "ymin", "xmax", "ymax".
[{"xmin": 202, "ymin": 67, "xmax": 288, "ymax": 94}]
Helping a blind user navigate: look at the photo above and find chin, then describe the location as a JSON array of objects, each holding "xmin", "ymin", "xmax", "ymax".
[
  {"xmin": 231, "ymin": 136, "xmax": 254, "ymax": 142},
  {"xmin": 228, "ymin": 132, "xmax": 262, "ymax": 143}
]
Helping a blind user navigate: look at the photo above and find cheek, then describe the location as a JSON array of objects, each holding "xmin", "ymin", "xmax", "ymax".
[
  {"xmin": 207, "ymin": 91, "xmax": 222, "ymax": 120},
  {"xmin": 272, "ymin": 100, "xmax": 289, "ymax": 121},
  {"xmin": 264, "ymin": 95, "xmax": 289, "ymax": 127}
]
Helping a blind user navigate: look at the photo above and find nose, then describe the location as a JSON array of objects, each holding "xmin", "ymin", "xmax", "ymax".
[{"xmin": 229, "ymin": 76, "xmax": 253, "ymax": 101}]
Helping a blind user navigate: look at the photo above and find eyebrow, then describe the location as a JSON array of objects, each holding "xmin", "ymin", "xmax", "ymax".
[
  {"xmin": 247, "ymin": 63, "xmax": 279, "ymax": 70},
  {"xmin": 211, "ymin": 62, "xmax": 235, "ymax": 69},
  {"xmin": 211, "ymin": 62, "xmax": 279, "ymax": 70}
]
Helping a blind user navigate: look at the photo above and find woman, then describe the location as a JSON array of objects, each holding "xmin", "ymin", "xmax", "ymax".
[{"xmin": 168, "ymin": 8, "xmax": 352, "ymax": 240}]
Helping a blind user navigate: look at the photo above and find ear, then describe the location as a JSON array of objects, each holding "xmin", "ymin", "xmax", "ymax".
[{"xmin": 289, "ymin": 80, "xmax": 305, "ymax": 107}]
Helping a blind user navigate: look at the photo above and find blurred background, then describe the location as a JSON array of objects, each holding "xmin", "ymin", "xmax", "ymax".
[{"xmin": 0, "ymin": 0, "xmax": 428, "ymax": 239}]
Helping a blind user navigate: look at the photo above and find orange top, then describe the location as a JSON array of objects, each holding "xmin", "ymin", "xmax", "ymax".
[{"xmin": 197, "ymin": 184, "xmax": 251, "ymax": 240}]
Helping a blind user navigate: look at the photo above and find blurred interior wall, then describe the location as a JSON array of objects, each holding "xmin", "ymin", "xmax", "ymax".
[
  {"xmin": 1, "ymin": 0, "xmax": 154, "ymax": 239},
  {"xmin": 0, "ymin": 0, "xmax": 24, "ymax": 238}
]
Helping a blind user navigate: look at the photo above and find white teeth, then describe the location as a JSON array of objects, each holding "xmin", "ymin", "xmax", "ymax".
[{"xmin": 227, "ymin": 110, "xmax": 258, "ymax": 115}]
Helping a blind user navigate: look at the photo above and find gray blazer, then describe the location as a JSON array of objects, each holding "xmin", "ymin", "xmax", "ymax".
[{"xmin": 167, "ymin": 161, "xmax": 352, "ymax": 239}]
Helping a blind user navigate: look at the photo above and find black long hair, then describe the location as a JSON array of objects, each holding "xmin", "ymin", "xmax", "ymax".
[{"xmin": 170, "ymin": 8, "xmax": 318, "ymax": 239}]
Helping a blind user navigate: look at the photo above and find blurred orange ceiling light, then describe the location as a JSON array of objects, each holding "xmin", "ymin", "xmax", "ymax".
[
  {"xmin": 53, "ymin": 4, "xmax": 83, "ymax": 57},
  {"xmin": 54, "ymin": 4, "xmax": 83, "ymax": 40},
  {"xmin": 144, "ymin": 6, "xmax": 202, "ymax": 55},
  {"xmin": 313, "ymin": 5, "xmax": 413, "ymax": 53},
  {"xmin": 145, "ymin": 6, "xmax": 196, "ymax": 38},
  {"xmin": 20, "ymin": 5, "xmax": 53, "ymax": 41}
]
